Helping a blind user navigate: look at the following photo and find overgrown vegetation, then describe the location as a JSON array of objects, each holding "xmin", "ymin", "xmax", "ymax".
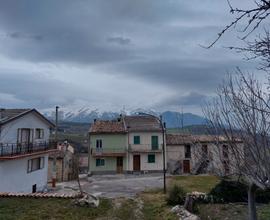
[
  {"xmin": 209, "ymin": 179, "xmax": 270, "ymax": 204},
  {"xmin": 166, "ymin": 185, "xmax": 186, "ymax": 206}
]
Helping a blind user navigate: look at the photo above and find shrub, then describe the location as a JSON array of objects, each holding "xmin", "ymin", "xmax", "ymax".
[
  {"xmin": 208, "ymin": 179, "xmax": 248, "ymax": 203},
  {"xmin": 256, "ymin": 188, "xmax": 270, "ymax": 203},
  {"xmin": 209, "ymin": 179, "xmax": 270, "ymax": 204},
  {"xmin": 166, "ymin": 185, "xmax": 186, "ymax": 206}
]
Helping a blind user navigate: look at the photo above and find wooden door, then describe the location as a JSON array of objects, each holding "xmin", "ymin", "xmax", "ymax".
[
  {"xmin": 183, "ymin": 160, "xmax": 190, "ymax": 173},
  {"xmin": 116, "ymin": 157, "xmax": 123, "ymax": 173},
  {"xmin": 133, "ymin": 155, "xmax": 141, "ymax": 171}
]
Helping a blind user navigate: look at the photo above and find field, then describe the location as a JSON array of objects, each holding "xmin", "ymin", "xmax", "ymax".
[{"xmin": 0, "ymin": 176, "xmax": 269, "ymax": 220}]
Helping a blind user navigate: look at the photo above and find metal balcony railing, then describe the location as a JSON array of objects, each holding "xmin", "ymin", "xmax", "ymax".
[
  {"xmin": 91, "ymin": 147, "xmax": 127, "ymax": 156},
  {"xmin": 0, "ymin": 141, "xmax": 57, "ymax": 157},
  {"xmin": 128, "ymin": 144, "xmax": 163, "ymax": 152}
]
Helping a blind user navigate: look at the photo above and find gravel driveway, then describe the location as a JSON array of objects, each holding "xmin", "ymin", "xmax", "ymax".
[{"xmin": 53, "ymin": 174, "xmax": 165, "ymax": 198}]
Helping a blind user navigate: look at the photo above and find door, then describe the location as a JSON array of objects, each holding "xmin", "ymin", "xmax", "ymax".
[
  {"xmin": 116, "ymin": 157, "xmax": 123, "ymax": 174},
  {"xmin": 21, "ymin": 129, "xmax": 31, "ymax": 144},
  {"xmin": 133, "ymin": 155, "xmax": 141, "ymax": 171},
  {"xmin": 183, "ymin": 160, "xmax": 190, "ymax": 173}
]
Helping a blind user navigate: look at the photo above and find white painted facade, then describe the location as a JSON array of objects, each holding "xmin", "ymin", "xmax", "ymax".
[
  {"xmin": 0, "ymin": 111, "xmax": 52, "ymax": 193},
  {"xmin": 127, "ymin": 132, "xmax": 165, "ymax": 172},
  {"xmin": 0, "ymin": 112, "xmax": 50, "ymax": 143},
  {"xmin": 0, "ymin": 155, "xmax": 49, "ymax": 192}
]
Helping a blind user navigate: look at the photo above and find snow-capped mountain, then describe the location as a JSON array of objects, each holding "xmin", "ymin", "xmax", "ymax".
[{"xmin": 44, "ymin": 107, "xmax": 207, "ymax": 128}]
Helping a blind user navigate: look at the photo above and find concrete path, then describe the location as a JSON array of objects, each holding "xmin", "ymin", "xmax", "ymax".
[{"xmin": 52, "ymin": 174, "xmax": 165, "ymax": 198}]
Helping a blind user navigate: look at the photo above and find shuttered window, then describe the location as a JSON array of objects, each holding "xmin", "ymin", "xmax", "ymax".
[
  {"xmin": 148, "ymin": 154, "xmax": 155, "ymax": 163},
  {"xmin": 151, "ymin": 136, "xmax": 159, "ymax": 150},
  {"xmin": 134, "ymin": 136, "xmax": 140, "ymax": 144},
  {"xmin": 96, "ymin": 158, "xmax": 105, "ymax": 166}
]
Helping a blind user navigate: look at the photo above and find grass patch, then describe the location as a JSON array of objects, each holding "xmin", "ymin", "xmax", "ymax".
[
  {"xmin": 140, "ymin": 191, "xmax": 178, "ymax": 220},
  {"xmin": 112, "ymin": 198, "xmax": 140, "ymax": 220},
  {"xmin": 197, "ymin": 203, "xmax": 270, "ymax": 220},
  {"xmin": 170, "ymin": 175, "xmax": 220, "ymax": 193},
  {"xmin": 0, "ymin": 198, "xmax": 112, "ymax": 220}
]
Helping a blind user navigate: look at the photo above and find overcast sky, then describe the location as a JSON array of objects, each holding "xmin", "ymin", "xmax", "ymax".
[{"xmin": 0, "ymin": 0, "xmax": 264, "ymax": 115}]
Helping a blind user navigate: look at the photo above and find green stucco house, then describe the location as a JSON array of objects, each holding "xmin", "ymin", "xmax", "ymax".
[
  {"xmin": 88, "ymin": 119, "xmax": 128, "ymax": 174},
  {"xmin": 88, "ymin": 115, "xmax": 166, "ymax": 175}
]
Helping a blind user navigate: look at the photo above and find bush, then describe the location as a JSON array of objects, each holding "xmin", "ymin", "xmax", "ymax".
[
  {"xmin": 208, "ymin": 179, "xmax": 248, "ymax": 203},
  {"xmin": 166, "ymin": 185, "xmax": 186, "ymax": 206},
  {"xmin": 208, "ymin": 179, "xmax": 270, "ymax": 204},
  {"xmin": 256, "ymin": 188, "xmax": 270, "ymax": 203}
]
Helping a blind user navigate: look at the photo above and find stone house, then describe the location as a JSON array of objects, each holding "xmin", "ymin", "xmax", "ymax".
[
  {"xmin": 166, "ymin": 134, "xmax": 243, "ymax": 176},
  {"xmin": 48, "ymin": 142, "xmax": 77, "ymax": 182}
]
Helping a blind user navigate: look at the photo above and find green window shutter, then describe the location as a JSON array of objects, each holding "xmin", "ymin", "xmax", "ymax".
[
  {"xmin": 101, "ymin": 159, "xmax": 105, "ymax": 166},
  {"xmin": 96, "ymin": 158, "xmax": 105, "ymax": 166},
  {"xmin": 148, "ymin": 154, "xmax": 155, "ymax": 163},
  {"xmin": 151, "ymin": 136, "xmax": 158, "ymax": 150},
  {"xmin": 134, "ymin": 136, "xmax": 140, "ymax": 144}
]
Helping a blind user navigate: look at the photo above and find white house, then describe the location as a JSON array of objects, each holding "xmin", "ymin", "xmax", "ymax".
[
  {"xmin": 124, "ymin": 115, "xmax": 166, "ymax": 173},
  {"xmin": 0, "ymin": 109, "xmax": 56, "ymax": 193}
]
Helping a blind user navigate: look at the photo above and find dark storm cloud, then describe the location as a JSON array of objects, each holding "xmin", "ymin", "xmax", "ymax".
[
  {"xmin": 0, "ymin": 0, "xmax": 259, "ymax": 111},
  {"xmin": 157, "ymin": 92, "xmax": 209, "ymax": 107},
  {"xmin": 0, "ymin": 71, "xmax": 89, "ymax": 108},
  {"xmin": 0, "ymin": 0, "xmax": 227, "ymax": 63}
]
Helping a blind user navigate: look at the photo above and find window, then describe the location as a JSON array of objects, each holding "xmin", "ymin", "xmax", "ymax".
[
  {"xmin": 223, "ymin": 160, "xmax": 230, "ymax": 174},
  {"xmin": 202, "ymin": 144, "xmax": 208, "ymax": 156},
  {"xmin": 148, "ymin": 154, "xmax": 155, "ymax": 163},
  {"xmin": 185, "ymin": 144, "xmax": 191, "ymax": 158},
  {"xmin": 134, "ymin": 136, "xmax": 140, "ymax": 144},
  {"xmin": 223, "ymin": 145, "xmax": 229, "ymax": 159},
  {"xmin": 27, "ymin": 157, "xmax": 44, "ymax": 173},
  {"xmin": 151, "ymin": 136, "xmax": 159, "ymax": 150},
  {"xmin": 96, "ymin": 158, "xmax": 105, "ymax": 166},
  {"xmin": 35, "ymin": 128, "xmax": 44, "ymax": 139},
  {"xmin": 96, "ymin": 139, "xmax": 102, "ymax": 148}
]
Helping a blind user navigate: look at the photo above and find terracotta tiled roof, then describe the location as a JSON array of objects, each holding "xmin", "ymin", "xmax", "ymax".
[
  {"xmin": 124, "ymin": 115, "xmax": 162, "ymax": 132},
  {"xmin": 89, "ymin": 120, "xmax": 126, "ymax": 134},
  {"xmin": 166, "ymin": 134, "xmax": 230, "ymax": 145}
]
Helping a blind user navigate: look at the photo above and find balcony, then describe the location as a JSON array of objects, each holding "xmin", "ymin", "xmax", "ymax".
[
  {"xmin": 0, "ymin": 141, "xmax": 57, "ymax": 160},
  {"xmin": 128, "ymin": 144, "xmax": 163, "ymax": 153},
  {"xmin": 91, "ymin": 148, "xmax": 126, "ymax": 157}
]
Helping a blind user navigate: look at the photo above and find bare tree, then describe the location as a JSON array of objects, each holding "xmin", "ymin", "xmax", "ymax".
[
  {"xmin": 203, "ymin": 71, "xmax": 270, "ymax": 220},
  {"xmin": 209, "ymin": 0, "xmax": 270, "ymax": 48}
]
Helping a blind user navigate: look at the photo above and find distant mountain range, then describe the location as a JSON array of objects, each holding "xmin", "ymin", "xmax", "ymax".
[{"xmin": 44, "ymin": 108, "xmax": 207, "ymax": 128}]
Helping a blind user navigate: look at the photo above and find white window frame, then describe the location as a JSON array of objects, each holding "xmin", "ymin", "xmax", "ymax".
[{"xmin": 27, "ymin": 157, "xmax": 45, "ymax": 173}]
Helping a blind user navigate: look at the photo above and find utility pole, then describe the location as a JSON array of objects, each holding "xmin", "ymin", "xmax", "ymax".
[
  {"xmin": 52, "ymin": 106, "xmax": 59, "ymax": 188},
  {"xmin": 160, "ymin": 115, "xmax": 167, "ymax": 194}
]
